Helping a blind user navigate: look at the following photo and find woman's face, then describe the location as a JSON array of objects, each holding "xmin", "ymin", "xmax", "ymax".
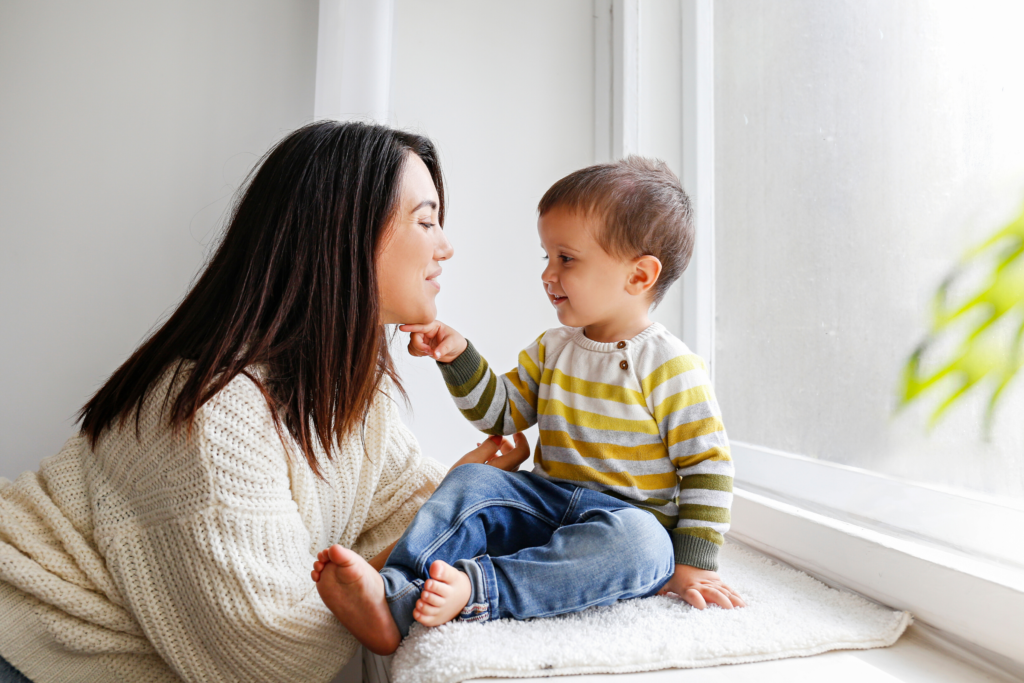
[{"xmin": 377, "ymin": 153, "xmax": 453, "ymax": 325}]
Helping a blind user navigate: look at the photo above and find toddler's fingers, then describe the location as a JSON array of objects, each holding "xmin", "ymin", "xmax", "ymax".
[
  {"xmin": 683, "ymin": 588, "xmax": 708, "ymax": 610},
  {"xmin": 399, "ymin": 323, "xmax": 434, "ymax": 334},
  {"xmin": 701, "ymin": 586, "xmax": 734, "ymax": 609}
]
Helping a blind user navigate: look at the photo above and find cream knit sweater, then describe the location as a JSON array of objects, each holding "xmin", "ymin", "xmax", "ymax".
[{"xmin": 0, "ymin": 367, "xmax": 446, "ymax": 683}]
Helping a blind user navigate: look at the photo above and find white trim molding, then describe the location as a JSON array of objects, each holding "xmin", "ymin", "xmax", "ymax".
[
  {"xmin": 314, "ymin": 0, "xmax": 394, "ymax": 123},
  {"xmin": 732, "ymin": 441, "xmax": 1024, "ymax": 570},
  {"xmin": 731, "ymin": 488, "xmax": 1024, "ymax": 677},
  {"xmin": 680, "ymin": 0, "xmax": 715, "ymax": 374},
  {"xmin": 593, "ymin": 0, "xmax": 639, "ymax": 162}
]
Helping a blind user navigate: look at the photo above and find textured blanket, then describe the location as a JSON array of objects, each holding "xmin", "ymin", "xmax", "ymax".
[{"xmin": 387, "ymin": 543, "xmax": 911, "ymax": 683}]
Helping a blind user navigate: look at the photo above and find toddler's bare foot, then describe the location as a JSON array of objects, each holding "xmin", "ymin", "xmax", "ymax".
[
  {"xmin": 413, "ymin": 560, "xmax": 472, "ymax": 627},
  {"xmin": 312, "ymin": 545, "xmax": 401, "ymax": 655}
]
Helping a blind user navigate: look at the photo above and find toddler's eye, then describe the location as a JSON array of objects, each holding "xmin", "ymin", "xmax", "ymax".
[
  {"xmin": 559, "ymin": 255, "xmax": 573, "ymax": 263},
  {"xmin": 542, "ymin": 255, "xmax": 549, "ymax": 261}
]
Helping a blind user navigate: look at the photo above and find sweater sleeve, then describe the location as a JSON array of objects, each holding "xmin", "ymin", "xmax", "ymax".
[
  {"xmin": 350, "ymin": 395, "xmax": 447, "ymax": 559},
  {"xmin": 435, "ymin": 335, "xmax": 545, "ymax": 436},
  {"xmin": 643, "ymin": 353, "xmax": 734, "ymax": 571},
  {"xmin": 102, "ymin": 379, "xmax": 358, "ymax": 683}
]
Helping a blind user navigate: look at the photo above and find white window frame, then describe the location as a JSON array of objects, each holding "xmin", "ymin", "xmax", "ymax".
[{"xmin": 677, "ymin": 1, "xmax": 1024, "ymax": 676}]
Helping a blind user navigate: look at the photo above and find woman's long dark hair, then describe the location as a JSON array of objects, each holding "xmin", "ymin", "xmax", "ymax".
[{"xmin": 78, "ymin": 121, "xmax": 445, "ymax": 476}]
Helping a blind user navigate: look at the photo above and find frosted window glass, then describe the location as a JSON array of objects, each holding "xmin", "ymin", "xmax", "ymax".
[{"xmin": 714, "ymin": 0, "xmax": 1024, "ymax": 500}]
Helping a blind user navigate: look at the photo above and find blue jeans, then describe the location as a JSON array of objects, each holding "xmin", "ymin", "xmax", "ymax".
[
  {"xmin": 0, "ymin": 655, "xmax": 31, "ymax": 683},
  {"xmin": 380, "ymin": 464, "xmax": 675, "ymax": 637}
]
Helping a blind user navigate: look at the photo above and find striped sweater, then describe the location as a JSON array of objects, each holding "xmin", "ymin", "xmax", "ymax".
[{"xmin": 437, "ymin": 323, "xmax": 734, "ymax": 571}]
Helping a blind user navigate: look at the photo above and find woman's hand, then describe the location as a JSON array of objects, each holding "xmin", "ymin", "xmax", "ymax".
[
  {"xmin": 400, "ymin": 320, "xmax": 468, "ymax": 363},
  {"xmin": 449, "ymin": 433, "xmax": 531, "ymax": 474},
  {"xmin": 658, "ymin": 564, "xmax": 746, "ymax": 610}
]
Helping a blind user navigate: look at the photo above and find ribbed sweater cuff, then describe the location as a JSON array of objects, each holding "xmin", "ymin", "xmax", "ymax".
[
  {"xmin": 671, "ymin": 532, "xmax": 720, "ymax": 571},
  {"xmin": 437, "ymin": 340, "xmax": 483, "ymax": 388}
]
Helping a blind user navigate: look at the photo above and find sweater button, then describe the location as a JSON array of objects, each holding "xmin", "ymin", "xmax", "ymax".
[
  {"xmin": 617, "ymin": 341, "xmax": 627, "ymax": 349},
  {"xmin": 619, "ymin": 360, "xmax": 629, "ymax": 370}
]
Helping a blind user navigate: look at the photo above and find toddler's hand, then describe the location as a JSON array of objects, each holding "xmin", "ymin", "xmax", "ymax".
[
  {"xmin": 448, "ymin": 433, "xmax": 531, "ymax": 474},
  {"xmin": 658, "ymin": 564, "xmax": 745, "ymax": 610},
  {"xmin": 399, "ymin": 320, "xmax": 468, "ymax": 363}
]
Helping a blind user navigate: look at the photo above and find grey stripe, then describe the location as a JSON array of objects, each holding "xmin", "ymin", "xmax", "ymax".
[
  {"xmin": 680, "ymin": 459, "xmax": 735, "ymax": 477},
  {"xmin": 451, "ymin": 368, "xmax": 494, "ymax": 412},
  {"xmin": 668, "ymin": 429, "xmax": 729, "ymax": 461},
  {"xmin": 677, "ymin": 489, "xmax": 734, "ymax": 508},
  {"xmin": 658, "ymin": 398, "xmax": 719, "ymax": 435}
]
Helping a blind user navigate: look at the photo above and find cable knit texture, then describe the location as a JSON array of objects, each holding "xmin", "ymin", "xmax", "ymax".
[{"xmin": 0, "ymin": 367, "xmax": 446, "ymax": 683}]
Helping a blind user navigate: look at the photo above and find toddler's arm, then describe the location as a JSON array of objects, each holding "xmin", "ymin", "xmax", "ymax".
[
  {"xmin": 644, "ymin": 352, "xmax": 735, "ymax": 570},
  {"xmin": 400, "ymin": 321, "xmax": 543, "ymax": 436}
]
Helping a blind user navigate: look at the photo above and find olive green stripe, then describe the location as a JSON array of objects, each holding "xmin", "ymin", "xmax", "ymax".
[
  {"xmin": 679, "ymin": 473, "xmax": 734, "ymax": 492},
  {"xmin": 677, "ymin": 503, "xmax": 731, "ymax": 524},
  {"xmin": 439, "ymin": 340, "xmax": 488, "ymax": 397},
  {"xmin": 458, "ymin": 370, "xmax": 499, "ymax": 423}
]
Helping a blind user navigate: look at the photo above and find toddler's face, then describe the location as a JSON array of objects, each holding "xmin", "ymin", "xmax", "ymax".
[{"xmin": 538, "ymin": 207, "xmax": 642, "ymax": 332}]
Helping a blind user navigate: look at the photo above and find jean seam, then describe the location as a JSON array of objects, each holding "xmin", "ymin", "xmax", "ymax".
[
  {"xmin": 414, "ymin": 499, "xmax": 560, "ymax": 570},
  {"xmin": 559, "ymin": 486, "xmax": 585, "ymax": 527},
  {"xmin": 385, "ymin": 581, "xmax": 420, "ymax": 605}
]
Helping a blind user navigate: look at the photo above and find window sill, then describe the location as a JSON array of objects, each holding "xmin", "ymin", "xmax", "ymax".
[{"xmin": 730, "ymin": 487, "xmax": 1024, "ymax": 679}]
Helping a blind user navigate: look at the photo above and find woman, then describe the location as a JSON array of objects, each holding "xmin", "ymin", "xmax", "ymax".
[{"xmin": 0, "ymin": 121, "xmax": 525, "ymax": 683}]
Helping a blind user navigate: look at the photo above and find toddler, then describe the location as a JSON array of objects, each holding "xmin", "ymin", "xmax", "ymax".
[{"xmin": 313, "ymin": 157, "xmax": 742, "ymax": 653}]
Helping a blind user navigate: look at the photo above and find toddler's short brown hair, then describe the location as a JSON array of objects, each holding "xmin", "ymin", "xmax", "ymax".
[{"xmin": 537, "ymin": 156, "xmax": 693, "ymax": 305}]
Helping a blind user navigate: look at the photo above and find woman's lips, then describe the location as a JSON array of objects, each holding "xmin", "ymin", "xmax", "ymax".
[{"xmin": 427, "ymin": 278, "xmax": 441, "ymax": 292}]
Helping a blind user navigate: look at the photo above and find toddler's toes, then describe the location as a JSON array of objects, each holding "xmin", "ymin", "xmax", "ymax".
[
  {"xmin": 419, "ymin": 590, "xmax": 444, "ymax": 607},
  {"xmin": 428, "ymin": 559, "xmax": 452, "ymax": 582},
  {"xmin": 424, "ymin": 578, "xmax": 453, "ymax": 598}
]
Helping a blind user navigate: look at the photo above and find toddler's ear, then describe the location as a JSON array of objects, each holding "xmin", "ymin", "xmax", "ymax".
[{"xmin": 626, "ymin": 255, "xmax": 662, "ymax": 297}]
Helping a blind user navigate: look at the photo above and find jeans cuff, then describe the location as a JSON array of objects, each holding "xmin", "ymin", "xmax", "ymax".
[
  {"xmin": 380, "ymin": 567, "xmax": 423, "ymax": 639},
  {"xmin": 454, "ymin": 555, "xmax": 499, "ymax": 623}
]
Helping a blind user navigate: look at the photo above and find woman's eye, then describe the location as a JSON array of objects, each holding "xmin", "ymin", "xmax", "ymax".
[{"xmin": 420, "ymin": 222, "xmax": 435, "ymax": 231}]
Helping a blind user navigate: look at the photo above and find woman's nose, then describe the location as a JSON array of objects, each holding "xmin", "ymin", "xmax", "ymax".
[{"xmin": 435, "ymin": 229, "xmax": 454, "ymax": 261}]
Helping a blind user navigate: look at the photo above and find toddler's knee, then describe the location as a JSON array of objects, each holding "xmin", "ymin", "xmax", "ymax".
[
  {"xmin": 617, "ymin": 508, "xmax": 674, "ymax": 564},
  {"xmin": 435, "ymin": 462, "xmax": 509, "ymax": 504}
]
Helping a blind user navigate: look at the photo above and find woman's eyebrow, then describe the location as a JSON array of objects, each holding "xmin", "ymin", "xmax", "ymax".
[{"xmin": 411, "ymin": 199, "xmax": 438, "ymax": 212}]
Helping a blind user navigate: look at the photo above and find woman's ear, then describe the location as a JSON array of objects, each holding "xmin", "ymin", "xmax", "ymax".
[{"xmin": 625, "ymin": 255, "xmax": 662, "ymax": 297}]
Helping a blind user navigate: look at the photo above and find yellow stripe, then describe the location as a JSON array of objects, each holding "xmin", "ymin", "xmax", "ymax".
[
  {"xmin": 540, "ymin": 430, "xmax": 668, "ymax": 462},
  {"xmin": 540, "ymin": 368, "xmax": 646, "ymax": 406},
  {"xmin": 504, "ymin": 369, "xmax": 537, "ymax": 408},
  {"xmin": 536, "ymin": 336, "xmax": 546, "ymax": 365},
  {"xmin": 541, "ymin": 459, "xmax": 677, "ymax": 490},
  {"xmin": 671, "ymin": 446, "xmax": 732, "ymax": 469},
  {"xmin": 654, "ymin": 386, "xmax": 715, "ymax": 421},
  {"xmin": 518, "ymin": 349, "xmax": 541, "ymax": 386},
  {"xmin": 538, "ymin": 399, "xmax": 661, "ymax": 435},
  {"xmin": 666, "ymin": 416, "xmax": 725, "ymax": 448},
  {"xmin": 509, "ymin": 398, "xmax": 529, "ymax": 432},
  {"xmin": 641, "ymin": 355, "xmax": 704, "ymax": 395}
]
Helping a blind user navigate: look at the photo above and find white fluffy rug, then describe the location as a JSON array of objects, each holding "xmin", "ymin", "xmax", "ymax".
[{"xmin": 387, "ymin": 543, "xmax": 911, "ymax": 683}]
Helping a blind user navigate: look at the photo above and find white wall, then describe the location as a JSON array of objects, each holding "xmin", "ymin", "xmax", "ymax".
[
  {"xmin": 0, "ymin": 0, "xmax": 318, "ymax": 479},
  {"xmin": 385, "ymin": 0, "xmax": 689, "ymax": 467},
  {"xmin": 387, "ymin": 0, "xmax": 597, "ymax": 466}
]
